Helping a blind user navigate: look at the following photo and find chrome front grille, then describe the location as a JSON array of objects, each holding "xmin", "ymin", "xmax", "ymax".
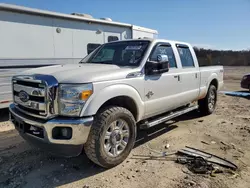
[{"xmin": 12, "ymin": 75, "xmax": 58, "ymax": 119}]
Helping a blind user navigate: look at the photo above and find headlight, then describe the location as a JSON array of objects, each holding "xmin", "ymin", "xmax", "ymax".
[{"xmin": 58, "ymin": 84, "xmax": 93, "ymax": 116}]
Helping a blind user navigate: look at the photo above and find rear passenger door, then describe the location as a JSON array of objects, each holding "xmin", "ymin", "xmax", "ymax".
[{"xmin": 176, "ymin": 44, "xmax": 200, "ymax": 106}]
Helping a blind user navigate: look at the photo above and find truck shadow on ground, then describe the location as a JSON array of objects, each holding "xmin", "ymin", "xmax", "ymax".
[
  {"xmin": 0, "ymin": 121, "xmax": 179, "ymax": 187},
  {"xmin": 135, "ymin": 121, "xmax": 178, "ymax": 148},
  {"xmin": 1, "ymin": 110, "xmax": 207, "ymax": 187},
  {"xmin": 46, "ymin": 122, "xmax": 178, "ymax": 187},
  {"xmin": 2, "ymin": 109, "xmax": 208, "ymax": 188},
  {"xmin": 173, "ymin": 110, "xmax": 204, "ymax": 121}
]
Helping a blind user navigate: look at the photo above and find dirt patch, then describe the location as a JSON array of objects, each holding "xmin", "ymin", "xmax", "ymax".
[
  {"xmin": 0, "ymin": 66, "xmax": 250, "ymax": 188},
  {"xmin": 0, "ymin": 108, "xmax": 14, "ymax": 133}
]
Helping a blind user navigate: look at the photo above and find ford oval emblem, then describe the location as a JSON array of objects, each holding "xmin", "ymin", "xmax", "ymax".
[{"xmin": 19, "ymin": 91, "xmax": 29, "ymax": 102}]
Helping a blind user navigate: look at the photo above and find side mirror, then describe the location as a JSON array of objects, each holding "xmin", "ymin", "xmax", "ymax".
[
  {"xmin": 146, "ymin": 54, "xmax": 169, "ymax": 75},
  {"xmin": 157, "ymin": 54, "xmax": 169, "ymax": 64}
]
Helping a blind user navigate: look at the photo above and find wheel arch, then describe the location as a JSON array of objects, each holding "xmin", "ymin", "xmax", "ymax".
[
  {"xmin": 80, "ymin": 84, "xmax": 145, "ymax": 122},
  {"xmin": 198, "ymin": 73, "xmax": 219, "ymax": 100},
  {"xmin": 210, "ymin": 78, "xmax": 218, "ymax": 90},
  {"xmin": 204, "ymin": 74, "xmax": 219, "ymax": 96},
  {"xmin": 97, "ymin": 96, "xmax": 138, "ymax": 121}
]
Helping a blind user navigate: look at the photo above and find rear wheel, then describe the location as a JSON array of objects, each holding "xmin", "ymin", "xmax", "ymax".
[
  {"xmin": 198, "ymin": 85, "xmax": 217, "ymax": 115},
  {"xmin": 84, "ymin": 106, "xmax": 136, "ymax": 168}
]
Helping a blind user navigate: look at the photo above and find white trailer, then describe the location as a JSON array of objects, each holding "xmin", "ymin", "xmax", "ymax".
[{"xmin": 0, "ymin": 3, "xmax": 158, "ymax": 109}]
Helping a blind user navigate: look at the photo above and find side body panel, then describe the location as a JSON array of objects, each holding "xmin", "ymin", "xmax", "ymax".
[
  {"xmin": 81, "ymin": 77, "xmax": 145, "ymax": 122},
  {"xmin": 143, "ymin": 68, "xmax": 182, "ymax": 118},
  {"xmin": 198, "ymin": 66, "xmax": 224, "ymax": 99}
]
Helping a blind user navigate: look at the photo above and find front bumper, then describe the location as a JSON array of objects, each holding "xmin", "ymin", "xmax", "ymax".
[{"xmin": 9, "ymin": 104, "xmax": 93, "ymax": 157}]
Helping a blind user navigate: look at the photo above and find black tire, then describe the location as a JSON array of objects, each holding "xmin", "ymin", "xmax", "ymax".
[
  {"xmin": 198, "ymin": 85, "xmax": 217, "ymax": 115},
  {"xmin": 84, "ymin": 106, "xmax": 136, "ymax": 168}
]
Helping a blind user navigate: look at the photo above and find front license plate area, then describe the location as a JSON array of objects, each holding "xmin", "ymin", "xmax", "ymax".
[
  {"xmin": 10, "ymin": 113, "xmax": 44, "ymax": 138},
  {"xmin": 10, "ymin": 113, "xmax": 26, "ymax": 133}
]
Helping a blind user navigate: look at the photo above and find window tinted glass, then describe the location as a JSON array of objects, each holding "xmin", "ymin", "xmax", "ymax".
[
  {"xmin": 92, "ymin": 49, "xmax": 115, "ymax": 62},
  {"xmin": 108, "ymin": 36, "xmax": 119, "ymax": 42},
  {"xmin": 87, "ymin": 43, "xmax": 101, "ymax": 54},
  {"xmin": 177, "ymin": 46, "xmax": 195, "ymax": 67},
  {"xmin": 81, "ymin": 41, "xmax": 149, "ymax": 67},
  {"xmin": 150, "ymin": 45, "xmax": 177, "ymax": 68}
]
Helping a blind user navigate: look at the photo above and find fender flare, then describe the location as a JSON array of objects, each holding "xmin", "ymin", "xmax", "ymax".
[
  {"xmin": 206, "ymin": 73, "xmax": 219, "ymax": 93},
  {"xmin": 80, "ymin": 84, "xmax": 145, "ymax": 121}
]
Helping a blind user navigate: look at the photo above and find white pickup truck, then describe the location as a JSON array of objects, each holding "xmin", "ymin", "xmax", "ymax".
[{"xmin": 9, "ymin": 39, "xmax": 223, "ymax": 168}]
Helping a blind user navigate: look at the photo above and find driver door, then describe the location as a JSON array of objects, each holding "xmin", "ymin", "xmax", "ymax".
[{"xmin": 144, "ymin": 43, "xmax": 182, "ymax": 118}]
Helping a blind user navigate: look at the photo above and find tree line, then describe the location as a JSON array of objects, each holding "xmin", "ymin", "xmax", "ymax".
[{"xmin": 193, "ymin": 47, "xmax": 250, "ymax": 66}]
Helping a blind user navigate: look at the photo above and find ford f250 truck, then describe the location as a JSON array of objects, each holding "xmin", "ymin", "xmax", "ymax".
[{"xmin": 9, "ymin": 39, "xmax": 223, "ymax": 168}]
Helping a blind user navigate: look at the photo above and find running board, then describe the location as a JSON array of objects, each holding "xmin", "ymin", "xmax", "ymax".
[{"xmin": 140, "ymin": 105, "xmax": 199, "ymax": 129}]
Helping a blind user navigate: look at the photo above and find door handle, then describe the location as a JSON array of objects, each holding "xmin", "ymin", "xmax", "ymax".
[
  {"xmin": 195, "ymin": 73, "xmax": 198, "ymax": 78},
  {"xmin": 174, "ymin": 75, "xmax": 180, "ymax": 81}
]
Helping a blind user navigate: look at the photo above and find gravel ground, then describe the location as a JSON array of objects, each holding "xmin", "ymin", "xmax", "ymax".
[{"xmin": 0, "ymin": 66, "xmax": 249, "ymax": 188}]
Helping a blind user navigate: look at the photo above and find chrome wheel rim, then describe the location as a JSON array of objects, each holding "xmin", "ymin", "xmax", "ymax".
[
  {"xmin": 104, "ymin": 119, "xmax": 130, "ymax": 157},
  {"xmin": 208, "ymin": 90, "xmax": 216, "ymax": 110}
]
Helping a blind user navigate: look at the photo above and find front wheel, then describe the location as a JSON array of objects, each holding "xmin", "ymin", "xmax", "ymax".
[
  {"xmin": 84, "ymin": 106, "xmax": 136, "ymax": 168},
  {"xmin": 198, "ymin": 85, "xmax": 217, "ymax": 115}
]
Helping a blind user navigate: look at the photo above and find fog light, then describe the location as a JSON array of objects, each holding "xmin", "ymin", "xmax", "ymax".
[
  {"xmin": 61, "ymin": 128, "xmax": 69, "ymax": 137},
  {"xmin": 52, "ymin": 127, "xmax": 72, "ymax": 140}
]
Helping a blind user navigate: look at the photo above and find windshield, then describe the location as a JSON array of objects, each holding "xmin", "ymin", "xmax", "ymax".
[{"xmin": 80, "ymin": 41, "xmax": 150, "ymax": 66}]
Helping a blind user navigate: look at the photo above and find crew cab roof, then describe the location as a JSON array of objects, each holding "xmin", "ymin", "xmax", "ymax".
[{"xmin": 107, "ymin": 38, "xmax": 191, "ymax": 47}]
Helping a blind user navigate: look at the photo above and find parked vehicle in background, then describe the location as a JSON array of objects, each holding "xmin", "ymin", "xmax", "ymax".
[
  {"xmin": 0, "ymin": 3, "xmax": 157, "ymax": 109},
  {"xmin": 9, "ymin": 38, "xmax": 223, "ymax": 168},
  {"xmin": 241, "ymin": 74, "xmax": 250, "ymax": 92}
]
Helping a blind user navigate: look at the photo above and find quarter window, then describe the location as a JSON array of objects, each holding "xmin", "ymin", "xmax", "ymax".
[
  {"xmin": 87, "ymin": 43, "xmax": 101, "ymax": 54},
  {"xmin": 177, "ymin": 46, "xmax": 195, "ymax": 67},
  {"xmin": 150, "ymin": 45, "xmax": 177, "ymax": 68},
  {"xmin": 108, "ymin": 36, "xmax": 119, "ymax": 42}
]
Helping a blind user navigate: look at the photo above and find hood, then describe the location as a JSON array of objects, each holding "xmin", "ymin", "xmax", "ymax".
[{"xmin": 21, "ymin": 64, "xmax": 135, "ymax": 83}]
